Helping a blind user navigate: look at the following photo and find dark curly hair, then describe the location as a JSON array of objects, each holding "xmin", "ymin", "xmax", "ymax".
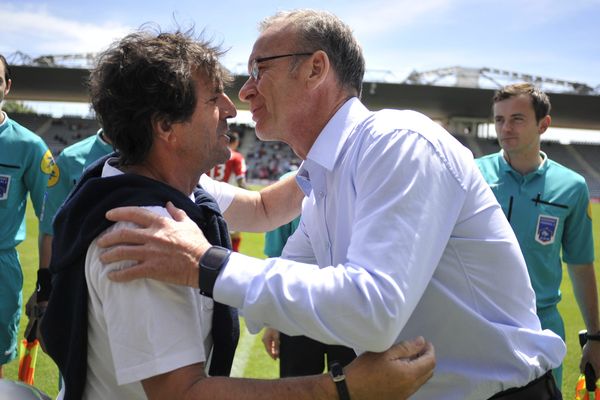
[{"xmin": 89, "ymin": 27, "xmax": 231, "ymax": 165}]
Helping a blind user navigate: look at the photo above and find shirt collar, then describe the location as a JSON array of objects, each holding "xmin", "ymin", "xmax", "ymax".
[
  {"xmin": 0, "ymin": 111, "xmax": 8, "ymax": 128},
  {"xmin": 305, "ymin": 97, "xmax": 370, "ymax": 171},
  {"xmin": 498, "ymin": 149, "xmax": 549, "ymax": 179},
  {"xmin": 296, "ymin": 98, "xmax": 369, "ymax": 196},
  {"xmin": 101, "ymin": 157, "xmax": 195, "ymax": 201}
]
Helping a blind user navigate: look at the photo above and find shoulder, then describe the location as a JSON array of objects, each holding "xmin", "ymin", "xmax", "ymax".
[
  {"xmin": 546, "ymin": 159, "xmax": 588, "ymax": 188},
  {"xmin": 3, "ymin": 118, "xmax": 46, "ymax": 146},
  {"xmin": 361, "ymin": 109, "xmax": 441, "ymax": 137},
  {"xmin": 61, "ymin": 135, "xmax": 97, "ymax": 157},
  {"xmin": 475, "ymin": 153, "xmax": 501, "ymax": 168}
]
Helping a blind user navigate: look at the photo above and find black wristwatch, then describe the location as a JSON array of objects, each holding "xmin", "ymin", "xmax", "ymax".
[
  {"xmin": 198, "ymin": 246, "xmax": 231, "ymax": 298},
  {"xmin": 329, "ymin": 362, "xmax": 351, "ymax": 400},
  {"xmin": 586, "ymin": 331, "xmax": 600, "ymax": 342}
]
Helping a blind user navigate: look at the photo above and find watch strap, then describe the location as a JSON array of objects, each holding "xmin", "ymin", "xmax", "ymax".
[
  {"xmin": 198, "ymin": 246, "xmax": 231, "ymax": 298},
  {"xmin": 329, "ymin": 361, "xmax": 351, "ymax": 400}
]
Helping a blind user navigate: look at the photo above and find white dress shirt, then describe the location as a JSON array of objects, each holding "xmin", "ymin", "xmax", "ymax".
[{"xmin": 214, "ymin": 98, "xmax": 565, "ymax": 399}]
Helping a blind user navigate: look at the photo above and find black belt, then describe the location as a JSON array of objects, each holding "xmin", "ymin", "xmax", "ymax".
[{"xmin": 488, "ymin": 371, "xmax": 562, "ymax": 400}]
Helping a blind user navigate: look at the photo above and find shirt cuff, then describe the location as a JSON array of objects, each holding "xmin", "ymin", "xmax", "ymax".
[{"xmin": 213, "ymin": 252, "xmax": 266, "ymax": 309}]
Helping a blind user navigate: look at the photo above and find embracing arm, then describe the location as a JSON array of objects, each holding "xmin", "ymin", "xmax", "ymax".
[
  {"xmin": 223, "ymin": 173, "xmax": 303, "ymax": 232},
  {"xmin": 142, "ymin": 338, "xmax": 434, "ymax": 400}
]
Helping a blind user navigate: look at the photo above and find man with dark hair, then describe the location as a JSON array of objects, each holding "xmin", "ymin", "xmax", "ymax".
[
  {"xmin": 0, "ymin": 53, "xmax": 55, "ymax": 378},
  {"xmin": 41, "ymin": 29, "xmax": 435, "ymax": 400},
  {"xmin": 98, "ymin": 10, "xmax": 566, "ymax": 399},
  {"xmin": 477, "ymin": 82, "xmax": 599, "ymax": 388}
]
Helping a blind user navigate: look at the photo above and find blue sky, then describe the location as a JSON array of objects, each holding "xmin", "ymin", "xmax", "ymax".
[{"xmin": 2, "ymin": 0, "xmax": 599, "ymax": 87}]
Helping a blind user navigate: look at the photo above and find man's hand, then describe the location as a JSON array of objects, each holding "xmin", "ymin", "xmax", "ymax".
[
  {"xmin": 581, "ymin": 340, "xmax": 600, "ymax": 377},
  {"xmin": 262, "ymin": 328, "xmax": 280, "ymax": 360},
  {"xmin": 345, "ymin": 337, "xmax": 435, "ymax": 400},
  {"xmin": 24, "ymin": 290, "xmax": 48, "ymax": 351},
  {"xmin": 97, "ymin": 202, "xmax": 210, "ymax": 287}
]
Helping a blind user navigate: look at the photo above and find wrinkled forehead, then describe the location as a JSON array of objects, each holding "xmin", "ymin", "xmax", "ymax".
[{"xmin": 248, "ymin": 23, "xmax": 297, "ymax": 62}]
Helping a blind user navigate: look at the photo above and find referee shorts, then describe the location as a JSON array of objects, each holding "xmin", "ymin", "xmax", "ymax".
[{"xmin": 0, "ymin": 249, "xmax": 23, "ymax": 365}]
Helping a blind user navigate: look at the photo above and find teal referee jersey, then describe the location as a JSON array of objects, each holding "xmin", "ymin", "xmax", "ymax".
[
  {"xmin": 1, "ymin": 113, "xmax": 53, "ymax": 363},
  {"xmin": 40, "ymin": 130, "xmax": 112, "ymax": 235},
  {"xmin": 0, "ymin": 114, "xmax": 54, "ymax": 249},
  {"xmin": 476, "ymin": 151, "xmax": 594, "ymax": 310}
]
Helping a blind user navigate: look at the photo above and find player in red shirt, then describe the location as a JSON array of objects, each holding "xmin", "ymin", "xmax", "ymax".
[{"xmin": 207, "ymin": 131, "xmax": 247, "ymax": 251}]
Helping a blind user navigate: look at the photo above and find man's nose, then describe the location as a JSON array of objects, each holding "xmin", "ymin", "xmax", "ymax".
[
  {"xmin": 239, "ymin": 77, "xmax": 256, "ymax": 103},
  {"xmin": 220, "ymin": 93, "xmax": 237, "ymax": 118}
]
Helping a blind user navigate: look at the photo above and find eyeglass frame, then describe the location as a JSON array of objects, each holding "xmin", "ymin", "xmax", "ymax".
[{"xmin": 249, "ymin": 52, "xmax": 314, "ymax": 81}]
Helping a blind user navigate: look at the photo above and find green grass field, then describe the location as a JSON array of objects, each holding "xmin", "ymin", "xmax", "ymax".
[{"xmin": 4, "ymin": 200, "xmax": 600, "ymax": 398}]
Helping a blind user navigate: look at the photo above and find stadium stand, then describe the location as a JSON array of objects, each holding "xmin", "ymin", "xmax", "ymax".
[{"xmin": 245, "ymin": 140, "xmax": 301, "ymax": 182}]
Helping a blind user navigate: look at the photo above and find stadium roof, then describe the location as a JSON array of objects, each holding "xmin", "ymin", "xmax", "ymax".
[{"xmin": 8, "ymin": 64, "xmax": 600, "ymax": 131}]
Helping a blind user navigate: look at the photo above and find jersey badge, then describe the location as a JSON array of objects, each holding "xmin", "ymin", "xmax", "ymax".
[
  {"xmin": 40, "ymin": 150, "xmax": 55, "ymax": 175},
  {"xmin": 0, "ymin": 174, "xmax": 11, "ymax": 200},
  {"xmin": 535, "ymin": 214, "xmax": 559, "ymax": 245},
  {"xmin": 47, "ymin": 162, "xmax": 60, "ymax": 187}
]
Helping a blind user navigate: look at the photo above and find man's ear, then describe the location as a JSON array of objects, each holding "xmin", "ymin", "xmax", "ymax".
[
  {"xmin": 538, "ymin": 115, "xmax": 551, "ymax": 135},
  {"xmin": 3, "ymin": 79, "xmax": 11, "ymax": 96},
  {"xmin": 306, "ymin": 50, "xmax": 330, "ymax": 89},
  {"xmin": 151, "ymin": 114, "xmax": 174, "ymax": 143}
]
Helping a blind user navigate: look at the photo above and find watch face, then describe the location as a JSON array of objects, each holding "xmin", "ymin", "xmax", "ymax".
[
  {"xmin": 202, "ymin": 246, "xmax": 231, "ymax": 269},
  {"xmin": 330, "ymin": 362, "xmax": 344, "ymax": 378}
]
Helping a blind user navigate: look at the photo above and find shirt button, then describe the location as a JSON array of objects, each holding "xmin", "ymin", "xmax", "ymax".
[{"xmin": 319, "ymin": 191, "xmax": 325, "ymax": 198}]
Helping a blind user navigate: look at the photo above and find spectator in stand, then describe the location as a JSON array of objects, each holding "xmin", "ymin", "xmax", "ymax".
[
  {"xmin": 476, "ymin": 83, "xmax": 599, "ymax": 388},
  {"xmin": 262, "ymin": 171, "xmax": 356, "ymax": 377},
  {"xmin": 0, "ymin": 54, "xmax": 55, "ymax": 377},
  {"xmin": 207, "ymin": 131, "xmax": 248, "ymax": 251}
]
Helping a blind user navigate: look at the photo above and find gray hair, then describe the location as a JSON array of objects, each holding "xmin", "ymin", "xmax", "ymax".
[{"xmin": 260, "ymin": 9, "xmax": 365, "ymax": 97}]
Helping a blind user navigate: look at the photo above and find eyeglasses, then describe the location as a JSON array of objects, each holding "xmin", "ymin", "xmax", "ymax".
[{"xmin": 249, "ymin": 52, "xmax": 314, "ymax": 81}]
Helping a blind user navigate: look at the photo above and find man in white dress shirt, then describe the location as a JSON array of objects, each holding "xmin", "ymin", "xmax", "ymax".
[{"xmin": 98, "ymin": 10, "xmax": 565, "ymax": 399}]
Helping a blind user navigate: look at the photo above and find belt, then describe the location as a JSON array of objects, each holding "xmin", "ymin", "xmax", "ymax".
[{"xmin": 488, "ymin": 371, "xmax": 563, "ymax": 400}]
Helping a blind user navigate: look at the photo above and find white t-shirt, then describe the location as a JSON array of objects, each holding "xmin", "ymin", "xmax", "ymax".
[
  {"xmin": 81, "ymin": 160, "xmax": 215, "ymax": 399},
  {"xmin": 199, "ymin": 173, "xmax": 235, "ymax": 213}
]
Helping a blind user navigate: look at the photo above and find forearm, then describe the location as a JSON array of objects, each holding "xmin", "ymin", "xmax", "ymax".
[
  {"xmin": 224, "ymin": 175, "xmax": 303, "ymax": 232},
  {"xmin": 144, "ymin": 339, "xmax": 435, "ymax": 400},
  {"xmin": 568, "ymin": 263, "xmax": 600, "ymax": 333},
  {"xmin": 215, "ymin": 253, "xmax": 406, "ymax": 351},
  {"xmin": 183, "ymin": 375, "xmax": 332, "ymax": 400},
  {"xmin": 38, "ymin": 233, "xmax": 53, "ymax": 270}
]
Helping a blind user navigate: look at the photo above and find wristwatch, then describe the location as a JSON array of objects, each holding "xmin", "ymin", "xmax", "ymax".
[
  {"xmin": 329, "ymin": 362, "xmax": 351, "ymax": 400},
  {"xmin": 586, "ymin": 331, "xmax": 600, "ymax": 342},
  {"xmin": 198, "ymin": 246, "xmax": 231, "ymax": 298}
]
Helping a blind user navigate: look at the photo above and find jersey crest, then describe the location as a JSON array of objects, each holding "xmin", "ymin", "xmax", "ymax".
[
  {"xmin": 48, "ymin": 162, "xmax": 60, "ymax": 187},
  {"xmin": 40, "ymin": 150, "xmax": 55, "ymax": 175},
  {"xmin": 0, "ymin": 174, "xmax": 10, "ymax": 200},
  {"xmin": 535, "ymin": 214, "xmax": 559, "ymax": 245}
]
